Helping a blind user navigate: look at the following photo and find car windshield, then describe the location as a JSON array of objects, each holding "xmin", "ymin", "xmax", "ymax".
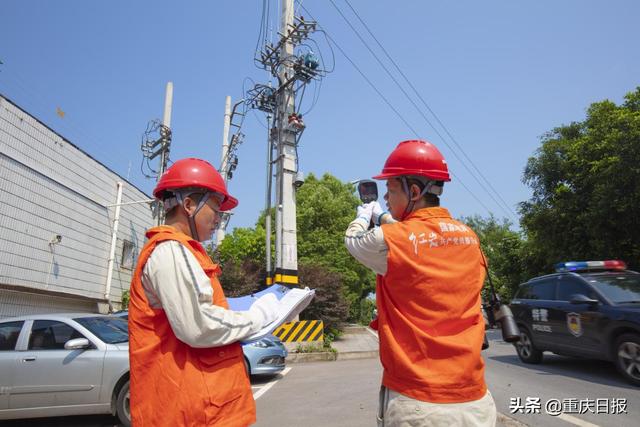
[
  {"xmin": 583, "ymin": 273, "xmax": 640, "ymax": 303},
  {"xmin": 74, "ymin": 316, "xmax": 129, "ymax": 344}
]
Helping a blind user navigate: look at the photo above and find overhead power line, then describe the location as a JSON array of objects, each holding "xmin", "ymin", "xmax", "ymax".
[
  {"xmin": 298, "ymin": 3, "xmax": 495, "ymax": 216},
  {"xmin": 337, "ymin": 0, "xmax": 517, "ymax": 221}
]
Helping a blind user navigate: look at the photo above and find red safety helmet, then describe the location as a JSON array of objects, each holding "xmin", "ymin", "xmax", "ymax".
[
  {"xmin": 373, "ymin": 139, "xmax": 451, "ymax": 182},
  {"xmin": 153, "ymin": 158, "xmax": 238, "ymax": 211}
]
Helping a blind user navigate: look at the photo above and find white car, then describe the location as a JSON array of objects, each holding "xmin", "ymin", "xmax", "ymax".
[{"xmin": 0, "ymin": 313, "xmax": 130, "ymax": 425}]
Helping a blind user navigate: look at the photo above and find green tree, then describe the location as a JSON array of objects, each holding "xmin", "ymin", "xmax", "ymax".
[
  {"xmin": 462, "ymin": 215, "xmax": 526, "ymax": 300},
  {"xmin": 520, "ymin": 87, "xmax": 640, "ymax": 273},
  {"xmin": 121, "ymin": 289, "xmax": 130, "ymax": 310},
  {"xmin": 216, "ymin": 225, "xmax": 267, "ymax": 268},
  {"xmin": 297, "ymin": 263, "xmax": 350, "ymax": 332},
  {"xmin": 213, "ymin": 173, "xmax": 375, "ymax": 325},
  {"xmin": 296, "ymin": 173, "xmax": 376, "ymax": 320},
  {"xmin": 217, "ymin": 258, "xmax": 264, "ymax": 298}
]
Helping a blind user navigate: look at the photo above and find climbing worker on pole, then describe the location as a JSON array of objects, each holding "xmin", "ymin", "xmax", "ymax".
[
  {"xmin": 345, "ymin": 140, "xmax": 496, "ymax": 426},
  {"xmin": 128, "ymin": 158, "xmax": 281, "ymax": 426}
]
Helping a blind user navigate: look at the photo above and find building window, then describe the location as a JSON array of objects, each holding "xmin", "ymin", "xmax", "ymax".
[{"xmin": 121, "ymin": 240, "xmax": 136, "ymax": 270}]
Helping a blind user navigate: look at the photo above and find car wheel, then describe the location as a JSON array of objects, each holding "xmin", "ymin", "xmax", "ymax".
[
  {"xmin": 614, "ymin": 333, "xmax": 640, "ymax": 386},
  {"xmin": 116, "ymin": 380, "xmax": 131, "ymax": 427},
  {"xmin": 515, "ymin": 328, "xmax": 543, "ymax": 364}
]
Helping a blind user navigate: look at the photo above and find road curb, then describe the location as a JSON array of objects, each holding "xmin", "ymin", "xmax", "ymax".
[
  {"xmin": 336, "ymin": 350, "xmax": 379, "ymax": 360},
  {"xmin": 286, "ymin": 349, "xmax": 380, "ymax": 363},
  {"xmin": 286, "ymin": 351, "xmax": 337, "ymax": 363}
]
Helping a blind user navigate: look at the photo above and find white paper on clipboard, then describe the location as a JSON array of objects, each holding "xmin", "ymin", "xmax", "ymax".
[{"xmin": 227, "ymin": 285, "xmax": 316, "ymax": 342}]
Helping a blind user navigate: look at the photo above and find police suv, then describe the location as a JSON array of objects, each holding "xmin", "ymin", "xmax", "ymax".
[{"xmin": 509, "ymin": 260, "xmax": 640, "ymax": 386}]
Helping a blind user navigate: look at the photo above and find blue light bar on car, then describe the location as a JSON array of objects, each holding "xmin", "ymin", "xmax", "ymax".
[{"xmin": 555, "ymin": 260, "xmax": 627, "ymax": 272}]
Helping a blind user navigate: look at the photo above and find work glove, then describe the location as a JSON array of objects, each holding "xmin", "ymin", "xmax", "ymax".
[
  {"xmin": 356, "ymin": 202, "xmax": 375, "ymax": 223},
  {"xmin": 249, "ymin": 293, "xmax": 280, "ymax": 328},
  {"xmin": 371, "ymin": 201, "xmax": 389, "ymax": 226}
]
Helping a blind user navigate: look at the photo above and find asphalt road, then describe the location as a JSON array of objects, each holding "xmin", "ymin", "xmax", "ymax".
[
  {"xmin": 255, "ymin": 330, "xmax": 639, "ymax": 427},
  {"xmin": 4, "ymin": 331, "xmax": 638, "ymax": 426},
  {"xmin": 255, "ymin": 357, "xmax": 381, "ymax": 427},
  {"xmin": 485, "ymin": 329, "xmax": 638, "ymax": 427}
]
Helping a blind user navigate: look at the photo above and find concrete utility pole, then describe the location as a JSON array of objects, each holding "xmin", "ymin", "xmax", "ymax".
[
  {"xmin": 159, "ymin": 82, "xmax": 173, "ymax": 177},
  {"xmin": 219, "ymin": 96, "xmax": 232, "ymax": 182},
  {"xmin": 252, "ymin": 0, "xmax": 319, "ymax": 285},
  {"xmin": 104, "ymin": 181, "xmax": 123, "ymax": 308},
  {"xmin": 274, "ymin": 0, "xmax": 299, "ymax": 286},
  {"xmin": 265, "ymin": 114, "xmax": 273, "ymax": 281},
  {"xmin": 157, "ymin": 81, "xmax": 173, "ymax": 225},
  {"xmin": 216, "ymin": 96, "xmax": 232, "ymax": 245},
  {"xmin": 215, "ymin": 96, "xmax": 245, "ymax": 246}
]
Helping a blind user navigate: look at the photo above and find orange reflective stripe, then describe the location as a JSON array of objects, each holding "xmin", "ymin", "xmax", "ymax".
[{"xmin": 378, "ymin": 208, "xmax": 487, "ymax": 403}]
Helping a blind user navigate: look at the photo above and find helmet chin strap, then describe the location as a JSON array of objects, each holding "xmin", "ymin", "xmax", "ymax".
[
  {"xmin": 174, "ymin": 191, "xmax": 211, "ymax": 241},
  {"xmin": 399, "ymin": 177, "xmax": 431, "ymax": 221}
]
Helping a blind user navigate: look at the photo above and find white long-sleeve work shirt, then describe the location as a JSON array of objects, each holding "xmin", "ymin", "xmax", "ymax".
[
  {"xmin": 344, "ymin": 217, "xmax": 390, "ymax": 275},
  {"xmin": 141, "ymin": 240, "xmax": 264, "ymax": 348}
]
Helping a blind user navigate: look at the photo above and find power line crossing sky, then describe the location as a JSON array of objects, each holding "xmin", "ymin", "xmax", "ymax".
[{"xmin": 2, "ymin": 1, "xmax": 638, "ymax": 231}]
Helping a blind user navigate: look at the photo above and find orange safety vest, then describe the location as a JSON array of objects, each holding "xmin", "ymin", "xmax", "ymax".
[
  {"xmin": 128, "ymin": 226, "xmax": 255, "ymax": 427},
  {"xmin": 376, "ymin": 207, "xmax": 487, "ymax": 403}
]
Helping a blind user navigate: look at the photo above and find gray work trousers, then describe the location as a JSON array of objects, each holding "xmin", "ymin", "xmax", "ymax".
[{"xmin": 377, "ymin": 386, "xmax": 497, "ymax": 427}]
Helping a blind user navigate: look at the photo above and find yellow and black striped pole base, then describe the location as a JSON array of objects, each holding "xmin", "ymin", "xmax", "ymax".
[
  {"xmin": 265, "ymin": 268, "xmax": 298, "ymax": 286},
  {"xmin": 273, "ymin": 320, "xmax": 323, "ymax": 342}
]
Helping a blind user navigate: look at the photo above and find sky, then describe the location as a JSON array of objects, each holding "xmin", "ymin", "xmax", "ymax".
[{"xmin": 2, "ymin": 0, "xmax": 639, "ymax": 234}]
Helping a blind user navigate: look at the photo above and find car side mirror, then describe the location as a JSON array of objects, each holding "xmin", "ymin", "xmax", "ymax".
[
  {"xmin": 64, "ymin": 338, "xmax": 90, "ymax": 350},
  {"xmin": 569, "ymin": 294, "xmax": 599, "ymax": 305}
]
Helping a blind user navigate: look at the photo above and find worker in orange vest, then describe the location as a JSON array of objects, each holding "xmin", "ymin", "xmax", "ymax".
[
  {"xmin": 345, "ymin": 140, "xmax": 496, "ymax": 426},
  {"xmin": 128, "ymin": 158, "xmax": 281, "ymax": 426}
]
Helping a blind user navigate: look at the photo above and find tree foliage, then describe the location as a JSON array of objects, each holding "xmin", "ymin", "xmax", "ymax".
[
  {"xmin": 297, "ymin": 263, "xmax": 350, "ymax": 332},
  {"xmin": 216, "ymin": 226, "xmax": 267, "ymax": 268},
  {"xmin": 213, "ymin": 173, "xmax": 375, "ymax": 326},
  {"xmin": 296, "ymin": 173, "xmax": 376, "ymax": 319},
  {"xmin": 215, "ymin": 86, "xmax": 640, "ymax": 324},
  {"xmin": 461, "ymin": 215, "xmax": 526, "ymax": 300},
  {"xmin": 520, "ymin": 87, "xmax": 640, "ymax": 273},
  {"xmin": 217, "ymin": 258, "xmax": 264, "ymax": 298}
]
